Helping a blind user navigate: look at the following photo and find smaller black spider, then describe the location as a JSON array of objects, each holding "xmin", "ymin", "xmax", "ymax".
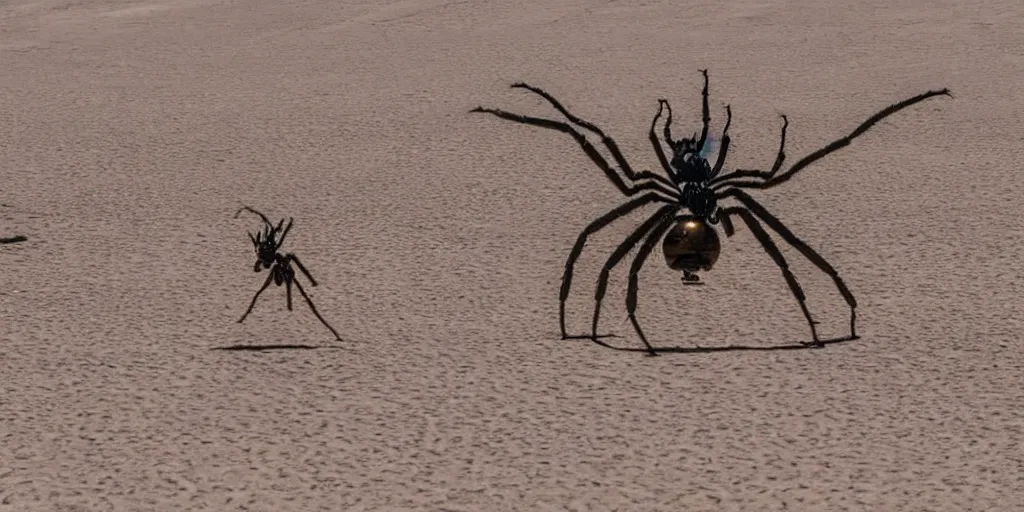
[{"xmin": 235, "ymin": 206, "xmax": 342, "ymax": 341}]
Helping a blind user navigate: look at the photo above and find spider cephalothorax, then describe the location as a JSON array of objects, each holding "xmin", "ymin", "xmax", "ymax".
[
  {"xmin": 472, "ymin": 70, "xmax": 951, "ymax": 355},
  {"xmin": 234, "ymin": 206, "xmax": 343, "ymax": 341},
  {"xmin": 250, "ymin": 216, "xmax": 289, "ymax": 271}
]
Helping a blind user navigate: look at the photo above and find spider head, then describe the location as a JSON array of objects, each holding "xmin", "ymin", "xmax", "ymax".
[
  {"xmin": 662, "ymin": 215, "xmax": 721, "ymax": 275},
  {"xmin": 249, "ymin": 226, "xmax": 280, "ymax": 270},
  {"xmin": 236, "ymin": 207, "xmax": 293, "ymax": 271},
  {"xmin": 669, "ymin": 137, "xmax": 714, "ymax": 183}
]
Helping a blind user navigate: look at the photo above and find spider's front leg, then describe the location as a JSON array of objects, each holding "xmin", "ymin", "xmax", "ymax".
[
  {"xmin": 239, "ymin": 271, "xmax": 275, "ymax": 323},
  {"xmin": 471, "ymin": 88, "xmax": 681, "ymax": 201},
  {"xmin": 709, "ymin": 105, "xmax": 733, "ymax": 177},
  {"xmin": 508, "ymin": 82, "xmax": 679, "ymax": 193},
  {"xmin": 713, "ymin": 87, "xmax": 950, "ymax": 190},
  {"xmin": 710, "ymin": 114, "xmax": 788, "ymax": 189}
]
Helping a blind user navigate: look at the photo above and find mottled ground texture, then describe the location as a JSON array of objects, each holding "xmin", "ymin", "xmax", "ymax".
[{"xmin": 2, "ymin": 0, "xmax": 1023, "ymax": 510}]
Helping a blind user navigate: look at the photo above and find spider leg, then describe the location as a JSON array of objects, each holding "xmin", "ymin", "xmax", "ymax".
[
  {"xmin": 509, "ymin": 82, "xmax": 679, "ymax": 191},
  {"xmin": 660, "ymin": 99, "xmax": 676, "ymax": 149},
  {"xmin": 720, "ymin": 206, "xmax": 821, "ymax": 345},
  {"xmin": 625, "ymin": 213, "xmax": 677, "ymax": 356},
  {"xmin": 694, "ymin": 69, "xmax": 713, "ymax": 152},
  {"xmin": 235, "ymin": 205, "xmax": 274, "ymax": 228},
  {"xmin": 239, "ymin": 271, "xmax": 275, "ymax": 323},
  {"xmin": 470, "ymin": 109, "xmax": 681, "ymax": 201},
  {"xmin": 709, "ymin": 105, "xmax": 733, "ymax": 178},
  {"xmin": 719, "ymin": 188, "xmax": 858, "ymax": 339},
  {"xmin": 710, "ymin": 115, "xmax": 788, "ymax": 189},
  {"xmin": 591, "ymin": 204, "xmax": 680, "ymax": 343},
  {"xmin": 275, "ymin": 218, "xmax": 294, "ymax": 247},
  {"xmin": 285, "ymin": 271, "xmax": 294, "ymax": 311},
  {"xmin": 289, "ymin": 254, "xmax": 318, "ymax": 287},
  {"xmin": 292, "ymin": 278, "xmax": 343, "ymax": 341},
  {"xmin": 560, "ymin": 192, "xmax": 670, "ymax": 340},
  {"xmin": 649, "ymin": 100, "xmax": 677, "ymax": 181},
  {"xmin": 715, "ymin": 88, "xmax": 951, "ymax": 190}
]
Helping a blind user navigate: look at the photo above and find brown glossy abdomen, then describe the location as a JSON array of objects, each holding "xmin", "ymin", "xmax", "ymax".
[{"xmin": 662, "ymin": 216, "xmax": 721, "ymax": 272}]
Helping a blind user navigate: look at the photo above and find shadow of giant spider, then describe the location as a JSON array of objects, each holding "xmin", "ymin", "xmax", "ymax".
[
  {"xmin": 471, "ymin": 70, "xmax": 950, "ymax": 356},
  {"xmin": 235, "ymin": 206, "xmax": 343, "ymax": 341}
]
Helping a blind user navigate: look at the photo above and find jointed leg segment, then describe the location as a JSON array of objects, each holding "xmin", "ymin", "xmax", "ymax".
[
  {"xmin": 590, "ymin": 204, "xmax": 679, "ymax": 343},
  {"xmin": 721, "ymin": 207, "xmax": 821, "ymax": 345},
  {"xmin": 559, "ymin": 192, "xmax": 668, "ymax": 341},
  {"xmin": 712, "ymin": 88, "xmax": 951, "ymax": 190},
  {"xmin": 471, "ymin": 89, "xmax": 681, "ymax": 202},
  {"xmin": 625, "ymin": 214, "xmax": 678, "ymax": 355},
  {"xmin": 720, "ymin": 188, "xmax": 858, "ymax": 338}
]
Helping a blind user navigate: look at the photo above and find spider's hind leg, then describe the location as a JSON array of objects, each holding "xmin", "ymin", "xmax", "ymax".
[
  {"xmin": 559, "ymin": 192, "xmax": 669, "ymax": 342},
  {"xmin": 721, "ymin": 207, "xmax": 822, "ymax": 345},
  {"xmin": 721, "ymin": 189, "xmax": 859, "ymax": 341},
  {"xmin": 290, "ymin": 254, "xmax": 318, "ymax": 287},
  {"xmin": 292, "ymin": 278, "xmax": 343, "ymax": 341},
  {"xmin": 590, "ymin": 205, "xmax": 679, "ymax": 348},
  {"xmin": 625, "ymin": 214, "xmax": 677, "ymax": 355},
  {"xmin": 285, "ymin": 274, "xmax": 294, "ymax": 311}
]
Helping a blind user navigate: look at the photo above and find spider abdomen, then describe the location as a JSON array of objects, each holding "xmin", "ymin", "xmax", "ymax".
[{"xmin": 662, "ymin": 216, "xmax": 721, "ymax": 273}]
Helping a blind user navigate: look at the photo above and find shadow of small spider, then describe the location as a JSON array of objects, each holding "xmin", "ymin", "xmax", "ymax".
[
  {"xmin": 1, "ymin": 235, "xmax": 27, "ymax": 244},
  {"xmin": 211, "ymin": 343, "xmax": 347, "ymax": 352},
  {"xmin": 234, "ymin": 205, "xmax": 344, "ymax": 342}
]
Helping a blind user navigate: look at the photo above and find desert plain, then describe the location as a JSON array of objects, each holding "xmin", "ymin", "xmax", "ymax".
[{"xmin": 1, "ymin": 0, "xmax": 1023, "ymax": 510}]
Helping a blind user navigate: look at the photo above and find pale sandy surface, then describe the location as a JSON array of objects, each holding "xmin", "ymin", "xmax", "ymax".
[{"xmin": 2, "ymin": 0, "xmax": 1023, "ymax": 510}]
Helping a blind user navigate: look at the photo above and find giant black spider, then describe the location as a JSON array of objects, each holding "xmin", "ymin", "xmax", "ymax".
[
  {"xmin": 471, "ymin": 70, "xmax": 950, "ymax": 355},
  {"xmin": 235, "ymin": 206, "xmax": 343, "ymax": 341}
]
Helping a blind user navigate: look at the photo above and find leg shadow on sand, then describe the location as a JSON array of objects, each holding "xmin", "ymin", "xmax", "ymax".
[
  {"xmin": 211, "ymin": 343, "xmax": 349, "ymax": 352},
  {"xmin": 567, "ymin": 333, "xmax": 859, "ymax": 356}
]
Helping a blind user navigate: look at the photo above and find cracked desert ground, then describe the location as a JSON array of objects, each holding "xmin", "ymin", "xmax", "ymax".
[{"xmin": 2, "ymin": 0, "xmax": 1023, "ymax": 510}]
